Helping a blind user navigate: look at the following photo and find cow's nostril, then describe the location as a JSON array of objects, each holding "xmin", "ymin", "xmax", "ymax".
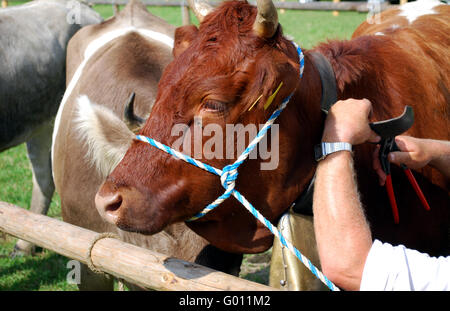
[
  {"xmin": 95, "ymin": 192, "xmax": 123, "ymax": 224},
  {"xmin": 105, "ymin": 195, "xmax": 122, "ymax": 214}
]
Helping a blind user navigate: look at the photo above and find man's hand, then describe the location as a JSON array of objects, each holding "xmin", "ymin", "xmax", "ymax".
[
  {"xmin": 322, "ymin": 99, "xmax": 380, "ymax": 144},
  {"xmin": 388, "ymin": 136, "xmax": 434, "ymax": 169},
  {"xmin": 373, "ymin": 136, "xmax": 450, "ymax": 185}
]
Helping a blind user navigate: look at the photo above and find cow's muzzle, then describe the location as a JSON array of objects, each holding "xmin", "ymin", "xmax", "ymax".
[{"xmin": 94, "ymin": 179, "xmax": 180, "ymax": 235}]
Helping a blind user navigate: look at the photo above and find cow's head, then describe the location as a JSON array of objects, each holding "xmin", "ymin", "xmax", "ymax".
[{"xmin": 94, "ymin": 0, "xmax": 322, "ymax": 251}]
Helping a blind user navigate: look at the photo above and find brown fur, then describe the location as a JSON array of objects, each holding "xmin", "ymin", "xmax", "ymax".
[{"xmin": 97, "ymin": 1, "xmax": 449, "ymax": 256}]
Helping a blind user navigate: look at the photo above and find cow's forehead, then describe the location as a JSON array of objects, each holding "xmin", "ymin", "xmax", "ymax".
[
  {"xmin": 166, "ymin": 38, "xmax": 255, "ymax": 92},
  {"xmin": 156, "ymin": 2, "xmax": 294, "ymax": 110},
  {"xmin": 166, "ymin": 2, "xmax": 264, "ymax": 79}
]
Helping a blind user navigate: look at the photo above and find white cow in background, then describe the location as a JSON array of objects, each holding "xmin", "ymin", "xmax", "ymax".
[{"xmin": 0, "ymin": 0, "xmax": 102, "ymax": 255}]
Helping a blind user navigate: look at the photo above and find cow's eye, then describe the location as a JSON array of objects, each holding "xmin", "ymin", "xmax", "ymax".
[{"xmin": 202, "ymin": 100, "xmax": 227, "ymax": 113}]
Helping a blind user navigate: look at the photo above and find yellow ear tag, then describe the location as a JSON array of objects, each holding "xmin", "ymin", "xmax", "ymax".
[
  {"xmin": 264, "ymin": 82, "xmax": 283, "ymax": 110},
  {"xmin": 248, "ymin": 94, "xmax": 263, "ymax": 112}
]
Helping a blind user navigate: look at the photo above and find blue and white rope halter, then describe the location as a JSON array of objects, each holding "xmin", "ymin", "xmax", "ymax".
[{"xmin": 136, "ymin": 42, "xmax": 340, "ymax": 291}]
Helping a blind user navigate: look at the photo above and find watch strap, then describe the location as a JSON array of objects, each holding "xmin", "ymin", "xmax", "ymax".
[{"xmin": 315, "ymin": 142, "xmax": 352, "ymax": 161}]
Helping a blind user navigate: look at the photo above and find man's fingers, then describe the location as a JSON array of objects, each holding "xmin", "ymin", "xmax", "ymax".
[
  {"xmin": 388, "ymin": 151, "xmax": 411, "ymax": 166},
  {"xmin": 372, "ymin": 145, "xmax": 381, "ymax": 170},
  {"xmin": 372, "ymin": 145, "xmax": 386, "ymax": 186},
  {"xmin": 361, "ymin": 98, "xmax": 372, "ymax": 113},
  {"xmin": 394, "ymin": 136, "xmax": 411, "ymax": 152},
  {"xmin": 378, "ymin": 171, "xmax": 386, "ymax": 186},
  {"xmin": 368, "ymin": 131, "xmax": 381, "ymax": 144}
]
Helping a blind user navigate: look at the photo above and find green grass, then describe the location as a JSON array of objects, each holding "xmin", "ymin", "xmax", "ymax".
[
  {"xmin": 280, "ymin": 10, "xmax": 366, "ymax": 48},
  {"xmin": 0, "ymin": 145, "xmax": 32, "ymax": 210},
  {"xmin": 90, "ymin": 3, "xmax": 367, "ymax": 49},
  {"xmin": 0, "ymin": 236, "xmax": 77, "ymax": 291},
  {"xmin": 0, "ymin": 3, "xmax": 367, "ymax": 290},
  {"xmin": 0, "ymin": 145, "xmax": 61, "ymax": 219},
  {"xmin": 93, "ymin": 5, "xmax": 191, "ymax": 26}
]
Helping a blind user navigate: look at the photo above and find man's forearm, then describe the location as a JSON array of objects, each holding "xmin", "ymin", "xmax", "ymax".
[
  {"xmin": 428, "ymin": 139, "xmax": 450, "ymax": 179},
  {"xmin": 313, "ymin": 151, "xmax": 372, "ymax": 291}
]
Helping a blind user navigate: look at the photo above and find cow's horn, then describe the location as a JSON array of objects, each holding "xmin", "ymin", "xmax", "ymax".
[
  {"xmin": 124, "ymin": 92, "xmax": 145, "ymax": 132},
  {"xmin": 187, "ymin": 0, "xmax": 214, "ymax": 23},
  {"xmin": 253, "ymin": 0, "xmax": 278, "ymax": 38}
]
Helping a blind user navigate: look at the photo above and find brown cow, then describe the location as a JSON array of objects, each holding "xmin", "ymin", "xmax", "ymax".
[
  {"xmin": 93, "ymin": 0, "xmax": 449, "ymax": 289},
  {"xmin": 52, "ymin": 0, "xmax": 242, "ymax": 290}
]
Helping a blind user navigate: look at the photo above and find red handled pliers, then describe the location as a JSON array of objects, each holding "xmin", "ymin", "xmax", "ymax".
[{"xmin": 369, "ymin": 106, "xmax": 431, "ymax": 224}]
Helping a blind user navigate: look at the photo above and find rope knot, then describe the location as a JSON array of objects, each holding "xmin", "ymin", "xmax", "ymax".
[{"xmin": 220, "ymin": 164, "xmax": 239, "ymax": 190}]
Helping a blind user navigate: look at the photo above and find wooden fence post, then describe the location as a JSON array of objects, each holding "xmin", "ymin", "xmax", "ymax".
[
  {"xmin": 333, "ymin": 0, "xmax": 340, "ymax": 16},
  {"xmin": 113, "ymin": 3, "xmax": 120, "ymax": 15},
  {"xmin": 182, "ymin": 3, "xmax": 190, "ymax": 25}
]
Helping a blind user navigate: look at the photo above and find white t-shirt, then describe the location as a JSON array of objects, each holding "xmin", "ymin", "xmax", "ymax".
[{"xmin": 360, "ymin": 239, "xmax": 450, "ymax": 291}]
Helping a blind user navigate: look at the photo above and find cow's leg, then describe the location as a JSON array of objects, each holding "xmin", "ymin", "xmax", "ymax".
[
  {"xmin": 12, "ymin": 121, "xmax": 55, "ymax": 256},
  {"xmin": 78, "ymin": 263, "xmax": 114, "ymax": 291},
  {"xmin": 194, "ymin": 245, "xmax": 243, "ymax": 277}
]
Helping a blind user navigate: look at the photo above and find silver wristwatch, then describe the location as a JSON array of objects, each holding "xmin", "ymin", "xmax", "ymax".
[{"xmin": 314, "ymin": 142, "xmax": 352, "ymax": 162}]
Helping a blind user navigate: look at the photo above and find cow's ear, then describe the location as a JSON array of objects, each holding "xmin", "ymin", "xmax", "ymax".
[
  {"xmin": 74, "ymin": 95, "xmax": 135, "ymax": 178},
  {"xmin": 173, "ymin": 25, "xmax": 198, "ymax": 57}
]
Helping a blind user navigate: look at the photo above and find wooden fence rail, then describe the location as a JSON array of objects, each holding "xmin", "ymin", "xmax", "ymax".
[{"xmin": 0, "ymin": 201, "xmax": 275, "ymax": 291}]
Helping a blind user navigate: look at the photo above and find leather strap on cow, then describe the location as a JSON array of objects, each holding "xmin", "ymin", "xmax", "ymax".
[
  {"xmin": 292, "ymin": 175, "xmax": 315, "ymax": 216},
  {"xmin": 310, "ymin": 51, "xmax": 338, "ymax": 114},
  {"xmin": 292, "ymin": 52, "xmax": 337, "ymax": 216}
]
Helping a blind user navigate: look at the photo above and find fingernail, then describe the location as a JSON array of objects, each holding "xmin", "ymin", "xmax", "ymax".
[{"xmin": 388, "ymin": 154, "xmax": 395, "ymax": 161}]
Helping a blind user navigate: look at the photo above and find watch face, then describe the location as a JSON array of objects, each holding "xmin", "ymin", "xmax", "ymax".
[{"xmin": 314, "ymin": 144, "xmax": 324, "ymax": 161}]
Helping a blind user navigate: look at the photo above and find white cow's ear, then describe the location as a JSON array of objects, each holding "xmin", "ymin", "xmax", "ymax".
[{"xmin": 74, "ymin": 95, "xmax": 135, "ymax": 178}]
